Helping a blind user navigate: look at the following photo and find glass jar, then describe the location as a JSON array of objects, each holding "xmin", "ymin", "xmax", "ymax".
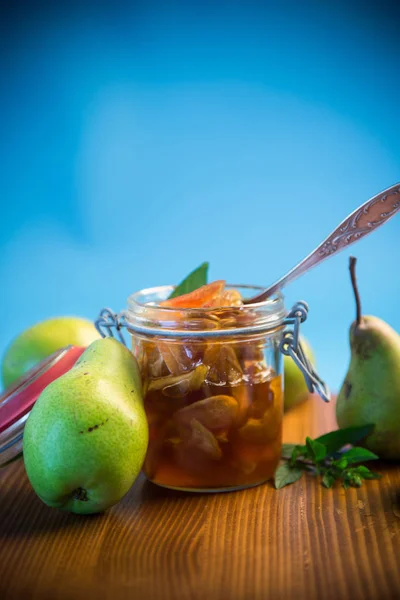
[{"xmin": 123, "ymin": 284, "xmax": 288, "ymax": 492}]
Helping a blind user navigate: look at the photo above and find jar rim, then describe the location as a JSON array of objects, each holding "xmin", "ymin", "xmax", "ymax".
[
  {"xmin": 124, "ymin": 284, "xmax": 286, "ymax": 338},
  {"xmin": 128, "ymin": 283, "xmax": 283, "ymax": 311}
]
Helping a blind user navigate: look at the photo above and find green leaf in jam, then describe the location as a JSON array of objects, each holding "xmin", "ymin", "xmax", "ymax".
[{"xmin": 168, "ymin": 262, "xmax": 209, "ymax": 299}]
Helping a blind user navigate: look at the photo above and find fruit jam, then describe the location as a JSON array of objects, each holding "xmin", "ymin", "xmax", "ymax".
[
  {"xmin": 130, "ymin": 281, "xmax": 284, "ymax": 491},
  {"xmin": 135, "ymin": 330, "xmax": 283, "ymax": 489}
]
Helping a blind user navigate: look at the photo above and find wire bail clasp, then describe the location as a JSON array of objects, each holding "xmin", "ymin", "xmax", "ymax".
[
  {"xmin": 95, "ymin": 308, "xmax": 128, "ymax": 346},
  {"xmin": 281, "ymin": 301, "xmax": 330, "ymax": 402}
]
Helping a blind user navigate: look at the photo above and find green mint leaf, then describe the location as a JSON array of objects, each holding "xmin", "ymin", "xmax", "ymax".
[
  {"xmin": 342, "ymin": 480, "xmax": 350, "ymax": 490},
  {"xmin": 315, "ymin": 424, "xmax": 375, "ymax": 456},
  {"xmin": 350, "ymin": 474, "xmax": 363, "ymax": 487},
  {"xmin": 322, "ymin": 473, "xmax": 335, "ymax": 488},
  {"xmin": 168, "ymin": 262, "xmax": 209, "ymax": 299},
  {"xmin": 354, "ymin": 465, "xmax": 370, "ymax": 474},
  {"xmin": 333, "ymin": 457, "xmax": 348, "ymax": 470},
  {"xmin": 289, "ymin": 444, "xmax": 307, "ymax": 466},
  {"xmin": 293, "ymin": 444, "xmax": 307, "ymax": 457},
  {"xmin": 274, "ymin": 463, "xmax": 303, "ymax": 489},
  {"xmin": 305, "ymin": 437, "xmax": 327, "ymax": 462},
  {"xmin": 362, "ymin": 472, "xmax": 382, "ymax": 480},
  {"xmin": 354, "ymin": 466, "xmax": 381, "ymax": 480},
  {"xmin": 305, "ymin": 437, "xmax": 315, "ymax": 457},
  {"xmin": 341, "ymin": 447, "xmax": 379, "ymax": 464},
  {"xmin": 281, "ymin": 444, "xmax": 297, "ymax": 459}
]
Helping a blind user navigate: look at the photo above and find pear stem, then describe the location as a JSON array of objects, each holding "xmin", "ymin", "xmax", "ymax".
[{"xmin": 349, "ymin": 256, "xmax": 362, "ymax": 327}]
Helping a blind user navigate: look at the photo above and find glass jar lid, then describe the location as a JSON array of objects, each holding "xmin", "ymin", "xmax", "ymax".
[{"xmin": 0, "ymin": 345, "xmax": 85, "ymax": 468}]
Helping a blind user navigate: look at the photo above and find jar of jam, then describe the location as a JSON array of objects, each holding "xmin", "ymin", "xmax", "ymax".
[{"xmin": 96, "ymin": 284, "xmax": 329, "ymax": 492}]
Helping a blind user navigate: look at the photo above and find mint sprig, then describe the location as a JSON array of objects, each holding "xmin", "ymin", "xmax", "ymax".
[
  {"xmin": 274, "ymin": 463, "xmax": 303, "ymax": 489},
  {"xmin": 168, "ymin": 262, "xmax": 209, "ymax": 299},
  {"xmin": 314, "ymin": 424, "xmax": 375, "ymax": 456},
  {"xmin": 275, "ymin": 425, "xmax": 381, "ymax": 490}
]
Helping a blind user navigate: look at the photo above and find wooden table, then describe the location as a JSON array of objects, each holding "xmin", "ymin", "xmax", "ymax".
[{"xmin": 1, "ymin": 397, "xmax": 400, "ymax": 600}]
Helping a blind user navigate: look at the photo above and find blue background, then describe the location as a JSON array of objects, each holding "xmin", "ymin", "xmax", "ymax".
[{"xmin": 1, "ymin": 1, "xmax": 399, "ymax": 391}]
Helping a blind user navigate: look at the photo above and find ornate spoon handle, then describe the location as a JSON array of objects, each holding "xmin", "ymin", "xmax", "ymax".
[{"xmin": 247, "ymin": 182, "xmax": 400, "ymax": 304}]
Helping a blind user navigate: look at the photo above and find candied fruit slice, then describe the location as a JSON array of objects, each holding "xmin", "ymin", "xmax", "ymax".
[
  {"xmin": 231, "ymin": 385, "xmax": 251, "ymax": 426},
  {"xmin": 246, "ymin": 380, "xmax": 274, "ymax": 419},
  {"xmin": 175, "ymin": 394, "xmax": 238, "ymax": 432},
  {"xmin": 179, "ymin": 418, "xmax": 222, "ymax": 460},
  {"xmin": 206, "ymin": 289, "xmax": 243, "ymax": 308},
  {"xmin": 157, "ymin": 317, "xmax": 220, "ymax": 376},
  {"xmin": 221, "ymin": 289, "xmax": 243, "ymax": 307},
  {"xmin": 158, "ymin": 341, "xmax": 202, "ymax": 375},
  {"xmin": 236, "ymin": 342, "xmax": 272, "ymax": 385},
  {"xmin": 245, "ymin": 375, "xmax": 283, "ymax": 419},
  {"xmin": 161, "ymin": 280, "xmax": 226, "ymax": 308},
  {"xmin": 138, "ymin": 340, "xmax": 170, "ymax": 382},
  {"xmin": 237, "ymin": 409, "xmax": 282, "ymax": 444},
  {"xmin": 204, "ymin": 344, "xmax": 243, "ymax": 386},
  {"xmin": 147, "ymin": 364, "xmax": 209, "ymax": 397}
]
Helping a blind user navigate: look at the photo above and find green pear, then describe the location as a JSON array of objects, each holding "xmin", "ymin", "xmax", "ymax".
[
  {"xmin": 2, "ymin": 316, "xmax": 100, "ymax": 389},
  {"xmin": 336, "ymin": 257, "xmax": 400, "ymax": 459},
  {"xmin": 23, "ymin": 338, "xmax": 148, "ymax": 514},
  {"xmin": 284, "ymin": 336, "xmax": 315, "ymax": 411}
]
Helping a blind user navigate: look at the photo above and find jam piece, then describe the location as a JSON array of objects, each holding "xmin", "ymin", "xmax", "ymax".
[
  {"xmin": 204, "ymin": 344, "xmax": 243, "ymax": 386},
  {"xmin": 161, "ymin": 280, "xmax": 226, "ymax": 308},
  {"xmin": 148, "ymin": 364, "xmax": 208, "ymax": 397},
  {"xmin": 175, "ymin": 394, "xmax": 238, "ymax": 432},
  {"xmin": 178, "ymin": 418, "xmax": 222, "ymax": 460}
]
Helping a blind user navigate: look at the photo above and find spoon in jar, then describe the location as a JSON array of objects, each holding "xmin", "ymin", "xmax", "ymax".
[{"xmin": 245, "ymin": 182, "xmax": 400, "ymax": 304}]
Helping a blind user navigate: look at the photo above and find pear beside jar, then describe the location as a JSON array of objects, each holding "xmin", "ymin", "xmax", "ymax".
[
  {"xmin": 336, "ymin": 258, "xmax": 400, "ymax": 460},
  {"xmin": 23, "ymin": 338, "xmax": 149, "ymax": 514}
]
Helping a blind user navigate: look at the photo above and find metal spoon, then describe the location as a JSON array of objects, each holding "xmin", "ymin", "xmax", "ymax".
[{"xmin": 245, "ymin": 182, "xmax": 400, "ymax": 304}]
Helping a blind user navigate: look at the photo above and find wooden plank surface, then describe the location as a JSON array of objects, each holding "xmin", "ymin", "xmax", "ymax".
[{"xmin": 1, "ymin": 396, "xmax": 400, "ymax": 600}]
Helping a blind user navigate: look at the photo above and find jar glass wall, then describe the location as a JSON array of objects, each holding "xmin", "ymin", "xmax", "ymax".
[{"xmin": 126, "ymin": 285, "xmax": 286, "ymax": 492}]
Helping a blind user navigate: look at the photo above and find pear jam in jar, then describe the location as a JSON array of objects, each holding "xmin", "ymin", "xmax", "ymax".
[{"xmin": 125, "ymin": 282, "xmax": 286, "ymax": 492}]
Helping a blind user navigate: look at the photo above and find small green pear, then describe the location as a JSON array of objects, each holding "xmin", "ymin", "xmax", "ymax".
[
  {"xmin": 2, "ymin": 316, "xmax": 100, "ymax": 389},
  {"xmin": 23, "ymin": 338, "xmax": 148, "ymax": 514},
  {"xmin": 336, "ymin": 257, "xmax": 400, "ymax": 459},
  {"xmin": 284, "ymin": 336, "xmax": 315, "ymax": 411}
]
